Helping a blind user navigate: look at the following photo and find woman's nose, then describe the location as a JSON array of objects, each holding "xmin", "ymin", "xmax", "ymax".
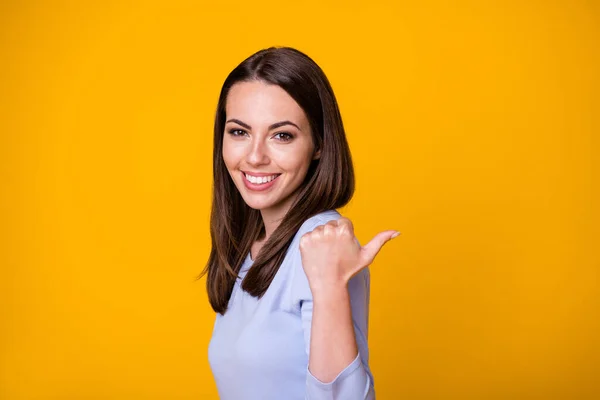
[{"xmin": 246, "ymin": 138, "xmax": 270, "ymax": 166}]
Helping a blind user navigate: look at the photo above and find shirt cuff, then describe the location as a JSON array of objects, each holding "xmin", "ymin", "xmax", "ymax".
[{"xmin": 306, "ymin": 353, "xmax": 371, "ymax": 399}]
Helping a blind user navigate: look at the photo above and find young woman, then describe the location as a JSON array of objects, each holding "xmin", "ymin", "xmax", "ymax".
[{"xmin": 200, "ymin": 46, "xmax": 399, "ymax": 400}]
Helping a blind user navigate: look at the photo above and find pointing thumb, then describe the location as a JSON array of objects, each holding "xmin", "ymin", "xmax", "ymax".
[{"xmin": 360, "ymin": 230, "xmax": 400, "ymax": 266}]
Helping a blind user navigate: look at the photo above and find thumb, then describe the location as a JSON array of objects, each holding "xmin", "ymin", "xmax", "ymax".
[{"xmin": 360, "ymin": 230, "xmax": 400, "ymax": 266}]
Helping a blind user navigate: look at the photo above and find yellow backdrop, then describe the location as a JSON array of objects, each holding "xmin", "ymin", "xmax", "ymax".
[{"xmin": 1, "ymin": 1, "xmax": 598, "ymax": 399}]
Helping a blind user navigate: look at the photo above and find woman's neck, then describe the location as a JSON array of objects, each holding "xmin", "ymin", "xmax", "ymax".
[{"xmin": 258, "ymin": 191, "xmax": 299, "ymax": 242}]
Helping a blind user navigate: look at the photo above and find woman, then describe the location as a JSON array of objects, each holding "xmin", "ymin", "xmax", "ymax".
[{"xmin": 200, "ymin": 46, "xmax": 399, "ymax": 400}]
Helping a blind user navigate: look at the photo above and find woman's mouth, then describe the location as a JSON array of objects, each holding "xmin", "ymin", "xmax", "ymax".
[{"xmin": 242, "ymin": 172, "xmax": 281, "ymax": 191}]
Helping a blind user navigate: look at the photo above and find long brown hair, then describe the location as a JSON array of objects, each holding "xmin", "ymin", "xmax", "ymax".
[{"xmin": 198, "ymin": 46, "xmax": 355, "ymax": 314}]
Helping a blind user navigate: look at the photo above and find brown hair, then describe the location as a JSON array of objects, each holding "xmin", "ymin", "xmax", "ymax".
[{"xmin": 198, "ymin": 47, "xmax": 355, "ymax": 314}]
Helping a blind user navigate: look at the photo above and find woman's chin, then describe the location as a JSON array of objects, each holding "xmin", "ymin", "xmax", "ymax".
[{"xmin": 241, "ymin": 197, "xmax": 276, "ymax": 211}]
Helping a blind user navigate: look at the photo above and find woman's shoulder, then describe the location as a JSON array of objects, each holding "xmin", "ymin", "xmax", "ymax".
[
  {"xmin": 286, "ymin": 209, "xmax": 342, "ymax": 253},
  {"xmin": 296, "ymin": 209, "xmax": 342, "ymax": 236}
]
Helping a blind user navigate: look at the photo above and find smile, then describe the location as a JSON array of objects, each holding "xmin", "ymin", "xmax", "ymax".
[
  {"xmin": 242, "ymin": 172, "xmax": 281, "ymax": 191},
  {"xmin": 244, "ymin": 173, "xmax": 280, "ymax": 184}
]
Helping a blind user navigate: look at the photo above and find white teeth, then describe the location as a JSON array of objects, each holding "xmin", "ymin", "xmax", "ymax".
[{"xmin": 244, "ymin": 173, "xmax": 278, "ymax": 184}]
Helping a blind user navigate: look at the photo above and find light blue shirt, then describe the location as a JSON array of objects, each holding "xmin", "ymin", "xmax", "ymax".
[{"xmin": 208, "ymin": 209, "xmax": 375, "ymax": 399}]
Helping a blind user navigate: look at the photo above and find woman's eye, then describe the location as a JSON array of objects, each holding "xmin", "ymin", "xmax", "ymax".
[
  {"xmin": 228, "ymin": 129, "xmax": 247, "ymax": 137},
  {"xmin": 274, "ymin": 132, "xmax": 293, "ymax": 142}
]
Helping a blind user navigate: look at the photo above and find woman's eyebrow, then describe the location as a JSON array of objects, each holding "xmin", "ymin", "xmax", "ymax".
[{"xmin": 226, "ymin": 118, "xmax": 301, "ymax": 131}]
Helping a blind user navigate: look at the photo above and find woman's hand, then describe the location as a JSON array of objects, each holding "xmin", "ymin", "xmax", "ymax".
[{"xmin": 299, "ymin": 217, "xmax": 400, "ymax": 295}]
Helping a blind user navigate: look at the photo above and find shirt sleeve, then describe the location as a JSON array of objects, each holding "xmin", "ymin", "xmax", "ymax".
[{"xmin": 290, "ymin": 216, "xmax": 376, "ymax": 400}]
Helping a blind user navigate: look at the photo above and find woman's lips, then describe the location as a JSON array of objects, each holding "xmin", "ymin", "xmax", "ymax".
[{"xmin": 241, "ymin": 172, "xmax": 281, "ymax": 191}]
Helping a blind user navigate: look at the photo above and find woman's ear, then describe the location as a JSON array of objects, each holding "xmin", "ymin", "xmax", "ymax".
[{"xmin": 313, "ymin": 148, "xmax": 321, "ymax": 160}]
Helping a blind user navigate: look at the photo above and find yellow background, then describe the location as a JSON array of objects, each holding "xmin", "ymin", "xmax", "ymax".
[{"xmin": 1, "ymin": 1, "xmax": 598, "ymax": 399}]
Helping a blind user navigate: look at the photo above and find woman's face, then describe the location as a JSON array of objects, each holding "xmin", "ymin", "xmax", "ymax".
[{"xmin": 222, "ymin": 80, "xmax": 318, "ymax": 216}]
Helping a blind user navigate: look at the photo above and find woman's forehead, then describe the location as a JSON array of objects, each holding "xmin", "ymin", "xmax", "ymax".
[{"xmin": 225, "ymin": 81, "xmax": 308, "ymax": 129}]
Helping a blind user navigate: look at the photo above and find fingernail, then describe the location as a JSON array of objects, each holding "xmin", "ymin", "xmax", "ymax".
[{"xmin": 391, "ymin": 231, "xmax": 401, "ymax": 238}]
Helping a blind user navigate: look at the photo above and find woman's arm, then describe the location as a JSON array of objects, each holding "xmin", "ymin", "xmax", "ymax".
[
  {"xmin": 300, "ymin": 268, "xmax": 374, "ymax": 399},
  {"xmin": 309, "ymin": 285, "xmax": 358, "ymax": 381},
  {"xmin": 298, "ymin": 216, "xmax": 398, "ymax": 399}
]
